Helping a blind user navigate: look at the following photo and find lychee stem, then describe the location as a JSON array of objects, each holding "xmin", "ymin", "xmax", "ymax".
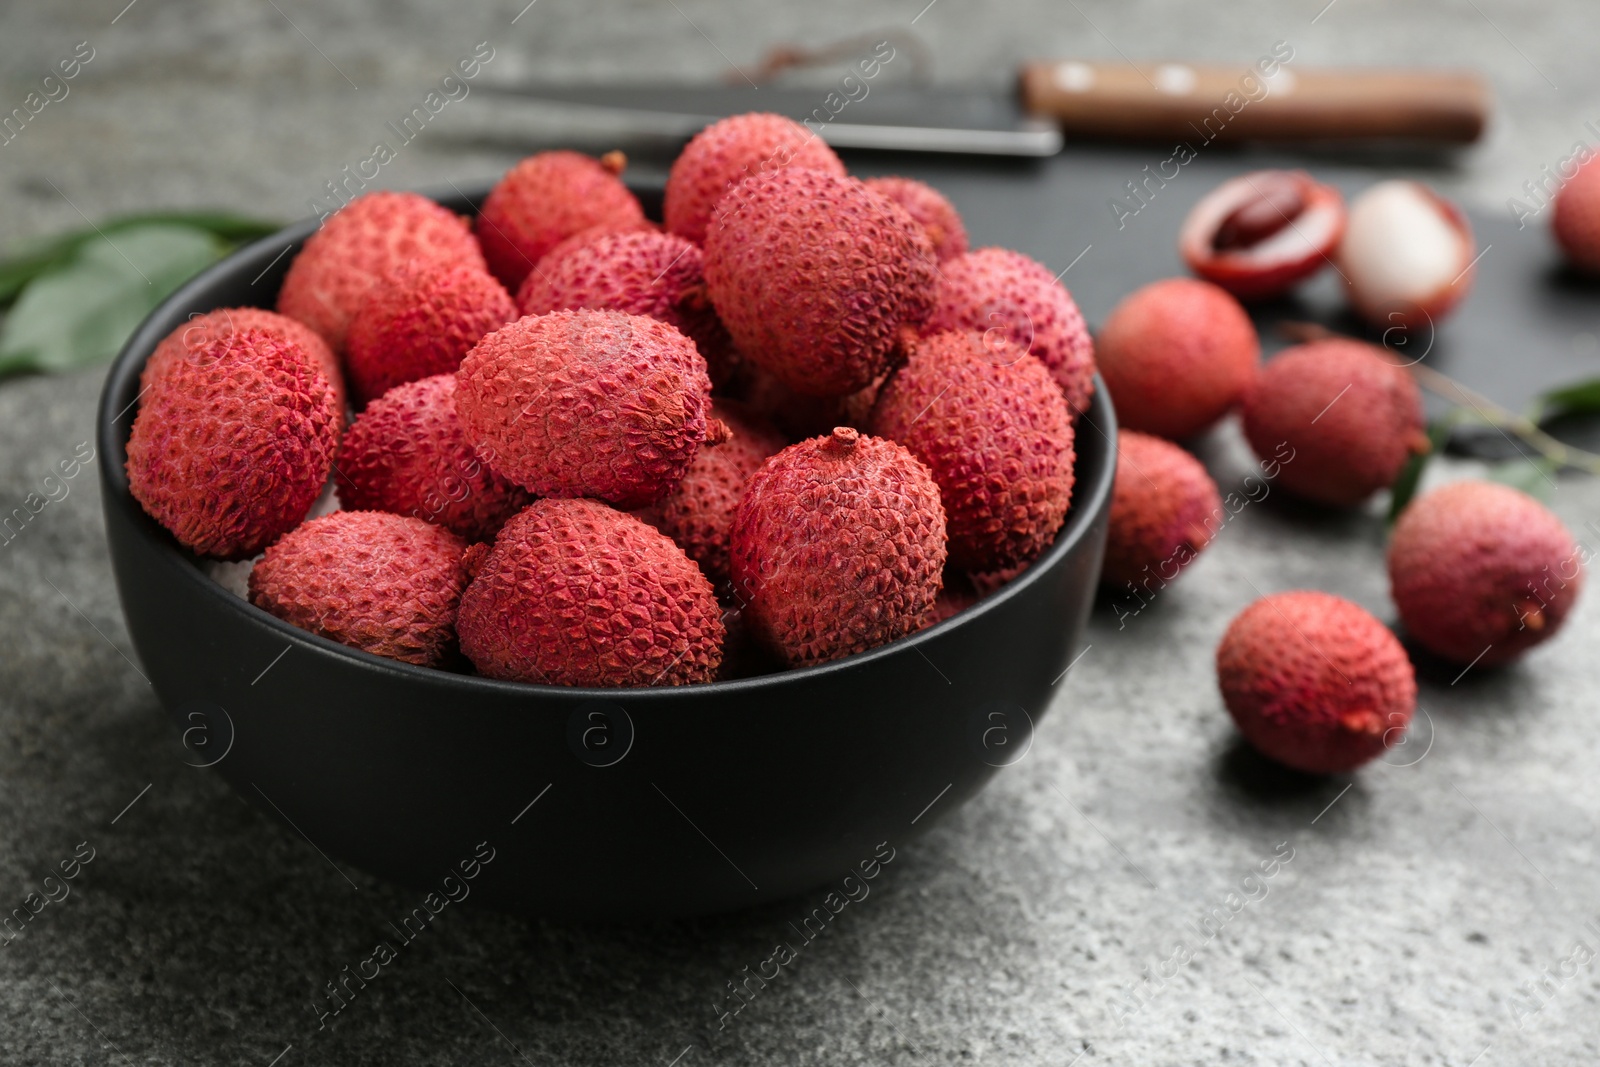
[
  {"xmin": 826, "ymin": 426, "xmax": 861, "ymax": 451},
  {"xmin": 1280, "ymin": 320, "xmax": 1600, "ymax": 477},
  {"xmin": 1338, "ymin": 709, "xmax": 1387, "ymax": 737},
  {"xmin": 600, "ymin": 150, "xmax": 627, "ymax": 176}
]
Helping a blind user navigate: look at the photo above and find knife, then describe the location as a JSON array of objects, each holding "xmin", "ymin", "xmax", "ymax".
[{"xmin": 471, "ymin": 63, "xmax": 1489, "ymax": 159}]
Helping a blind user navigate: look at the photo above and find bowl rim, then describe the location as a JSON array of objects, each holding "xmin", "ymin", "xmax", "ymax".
[{"xmin": 97, "ymin": 188, "xmax": 1118, "ymax": 702}]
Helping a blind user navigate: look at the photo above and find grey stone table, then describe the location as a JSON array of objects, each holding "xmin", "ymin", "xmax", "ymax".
[{"xmin": 2, "ymin": 1, "xmax": 1599, "ymax": 1064}]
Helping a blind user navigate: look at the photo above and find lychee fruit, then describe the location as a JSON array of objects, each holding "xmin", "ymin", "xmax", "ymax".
[
  {"xmin": 730, "ymin": 427, "xmax": 948, "ymax": 667},
  {"xmin": 1241, "ymin": 338, "xmax": 1428, "ymax": 508},
  {"xmin": 923, "ymin": 248, "xmax": 1096, "ymax": 416},
  {"xmin": 633, "ymin": 400, "xmax": 787, "ymax": 587},
  {"xmin": 1103, "ymin": 431, "xmax": 1222, "ymax": 588},
  {"xmin": 736, "ymin": 362, "xmax": 882, "ymax": 442},
  {"xmin": 868, "ymin": 329, "xmax": 1075, "ymax": 572},
  {"xmin": 343, "ymin": 261, "xmax": 517, "ymax": 407},
  {"xmin": 457, "ymin": 498, "xmax": 724, "ymax": 687},
  {"xmin": 126, "ymin": 328, "xmax": 339, "ymax": 559},
  {"xmin": 277, "ymin": 191, "xmax": 485, "ymax": 352},
  {"xmin": 704, "ymin": 167, "xmax": 937, "ymax": 398},
  {"xmin": 1336, "ymin": 180, "xmax": 1475, "ymax": 331},
  {"xmin": 1179, "ymin": 170, "xmax": 1346, "ymax": 300},
  {"xmin": 517, "ymin": 230, "xmax": 738, "ymax": 388},
  {"xmin": 454, "ymin": 309, "xmax": 719, "ymax": 508},
  {"xmin": 1552, "ymin": 155, "xmax": 1600, "ymax": 273},
  {"xmin": 664, "ymin": 112, "xmax": 845, "ymax": 245},
  {"xmin": 144, "ymin": 307, "xmax": 347, "ymax": 421},
  {"xmin": 1388, "ymin": 480, "xmax": 1585, "ymax": 667},
  {"xmin": 335, "ymin": 374, "xmax": 533, "ymax": 542},
  {"xmin": 1217, "ymin": 590, "xmax": 1416, "ymax": 775},
  {"xmin": 475, "ymin": 150, "xmax": 646, "ymax": 290},
  {"xmin": 863, "ymin": 176, "xmax": 969, "ymax": 262},
  {"xmin": 1095, "ymin": 277, "xmax": 1260, "ymax": 440},
  {"xmin": 249, "ymin": 510, "xmax": 470, "ymax": 667}
]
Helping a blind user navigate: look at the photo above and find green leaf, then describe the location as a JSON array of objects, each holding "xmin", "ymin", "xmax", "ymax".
[
  {"xmin": 0, "ymin": 212, "xmax": 280, "ymax": 305},
  {"xmin": 1387, "ymin": 416, "xmax": 1456, "ymax": 523},
  {"xmin": 0, "ymin": 224, "xmax": 227, "ymax": 377},
  {"xmin": 1531, "ymin": 376, "xmax": 1600, "ymax": 423},
  {"xmin": 1486, "ymin": 456, "xmax": 1559, "ymax": 500}
]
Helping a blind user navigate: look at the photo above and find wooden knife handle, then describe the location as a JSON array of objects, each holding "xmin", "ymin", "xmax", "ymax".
[{"xmin": 1018, "ymin": 60, "xmax": 1489, "ymax": 144}]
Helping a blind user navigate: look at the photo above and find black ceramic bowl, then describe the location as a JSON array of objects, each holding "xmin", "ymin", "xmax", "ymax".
[{"xmin": 97, "ymin": 183, "xmax": 1116, "ymax": 919}]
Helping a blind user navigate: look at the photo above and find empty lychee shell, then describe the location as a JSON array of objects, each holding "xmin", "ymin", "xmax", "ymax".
[
  {"xmin": 249, "ymin": 510, "xmax": 471, "ymax": 668},
  {"xmin": 1336, "ymin": 180, "xmax": 1475, "ymax": 331},
  {"xmin": 1388, "ymin": 480, "xmax": 1585, "ymax": 667},
  {"xmin": 1217, "ymin": 590, "xmax": 1416, "ymax": 775},
  {"xmin": 1552, "ymin": 156, "xmax": 1600, "ymax": 273},
  {"xmin": 1180, "ymin": 170, "xmax": 1346, "ymax": 300},
  {"xmin": 1103, "ymin": 431, "xmax": 1222, "ymax": 588}
]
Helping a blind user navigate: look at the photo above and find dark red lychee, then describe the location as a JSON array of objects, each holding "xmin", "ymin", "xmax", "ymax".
[
  {"xmin": 1103, "ymin": 431, "xmax": 1222, "ymax": 588},
  {"xmin": 864, "ymin": 176, "xmax": 969, "ymax": 262},
  {"xmin": 457, "ymin": 498, "xmax": 725, "ymax": 687},
  {"xmin": 1217, "ymin": 590, "xmax": 1416, "ymax": 775},
  {"xmin": 730, "ymin": 427, "xmax": 947, "ymax": 667}
]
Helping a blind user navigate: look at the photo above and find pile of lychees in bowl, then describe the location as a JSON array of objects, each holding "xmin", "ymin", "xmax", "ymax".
[{"xmin": 123, "ymin": 112, "xmax": 1095, "ymax": 689}]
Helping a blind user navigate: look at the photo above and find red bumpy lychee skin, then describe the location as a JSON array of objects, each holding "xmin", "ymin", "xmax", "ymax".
[
  {"xmin": 457, "ymin": 498, "xmax": 725, "ymax": 687},
  {"xmin": 1179, "ymin": 170, "xmax": 1346, "ymax": 301},
  {"xmin": 1388, "ymin": 480, "xmax": 1585, "ymax": 667},
  {"xmin": 454, "ymin": 309, "xmax": 718, "ymax": 509},
  {"xmin": 1552, "ymin": 155, "xmax": 1600, "ymax": 273},
  {"xmin": 144, "ymin": 307, "xmax": 347, "ymax": 421},
  {"xmin": 249, "ymin": 511, "xmax": 470, "ymax": 667},
  {"xmin": 475, "ymin": 150, "xmax": 646, "ymax": 291},
  {"xmin": 1095, "ymin": 277, "xmax": 1260, "ymax": 440},
  {"xmin": 517, "ymin": 230, "xmax": 738, "ymax": 388},
  {"xmin": 1217, "ymin": 591, "xmax": 1416, "ymax": 775},
  {"xmin": 665, "ymin": 112, "xmax": 846, "ymax": 245},
  {"xmin": 126, "ymin": 328, "xmax": 339, "ymax": 560},
  {"xmin": 704, "ymin": 168, "xmax": 938, "ymax": 398},
  {"xmin": 735, "ymin": 363, "xmax": 883, "ymax": 442},
  {"xmin": 277, "ymin": 191, "xmax": 486, "ymax": 353},
  {"xmin": 633, "ymin": 400, "xmax": 787, "ymax": 587},
  {"xmin": 335, "ymin": 374, "xmax": 533, "ymax": 542},
  {"xmin": 1103, "ymin": 431, "xmax": 1223, "ymax": 588},
  {"xmin": 868, "ymin": 330, "xmax": 1075, "ymax": 572},
  {"xmin": 924, "ymin": 248, "xmax": 1096, "ymax": 417},
  {"xmin": 1241, "ymin": 339, "xmax": 1427, "ymax": 508},
  {"xmin": 344, "ymin": 262, "xmax": 517, "ymax": 407},
  {"xmin": 863, "ymin": 176, "xmax": 969, "ymax": 262},
  {"xmin": 730, "ymin": 427, "xmax": 948, "ymax": 667}
]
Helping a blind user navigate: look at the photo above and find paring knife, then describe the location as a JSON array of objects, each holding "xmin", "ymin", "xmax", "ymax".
[{"xmin": 475, "ymin": 62, "xmax": 1490, "ymax": 159}]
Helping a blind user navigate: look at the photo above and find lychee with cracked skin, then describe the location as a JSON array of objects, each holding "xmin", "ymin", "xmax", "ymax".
[
  {"xmin": 1103, "ymin": 431, "xmax": 1222, "ymax": 588},
  {"xmin": 518, "ymin": 230, "xmax": 738, "ymax": 388},
  {"xmin": 1217, "ymin": 591, "xmax": 1416, "ymax": 775},
  {"xmin": 277, "ymin": 191, "xmax": 486, "ymax": 353},
  {"xmin": 704, "ymin": 167, "xmax": 938, "ymax": 398},
  {"xmin": 1095, "ymin": 277, "xmax": 1260, "ymax": 440},
  {"xmin": 864, "ymin": 176, "xmax": 969, "ymax": 262},
  {"xmin": 1552, "ymin": 155, "xmax": 1600, "ymax": 273},
  {"xmin": 923, "ymin": 247, "xmax": 1096, "ymax": 416},
  {"xmin": 665, "ymin": 112, "xmax": 846, "ymax": 245},
  {"xmin": 249, "ymin": 510, "xmax": 470, "ymax": 667},
  {"xmin": 144, "ymin": 307, "xmax": 347, "ymax": 421},
  {"xmin": 344, "ymin": 262, "xmax": 517, "ymax": 407},
  {"xmin": 475, "ymin": 150, "xmax": 646, "ymax": 290},
  {"xmin": 127, "ymin": 328, "xmax": 339, "ymax": 560},
  {"xmin": 633, "ymin": 399, "xmax": 787, "ymax": 587},
  {"xmin": 1241, "ymin": 339, "xmax": 1428, "ymax": 508},
  {"xmin": 335, "ymin": 374, "xmax": 533, "ymax": 542},
  {"xmin": 1336, "ymin": 180, "xmax": 1475, "ymax": 331},
  {"xmin": 454, "ymin": 309, "xmax": 720, "ymax": 508},
  {"xmin": 457, "ymin": 498, "xmax": 725, "ymax": 687},
  {"xmin": 730, "ymin": 427, "xmax": 948, "ymax": 667},
  {"xmin": 868, "ymin": 329, "xmax": 1075, "ymax": 572},
  {"xmin": 1388, "ymin": 480, "xmax": 1585, "ymax": 667},
  {"xmin": 1180, "ymin": 170, "xmax": 1346, "ymax": 300}
]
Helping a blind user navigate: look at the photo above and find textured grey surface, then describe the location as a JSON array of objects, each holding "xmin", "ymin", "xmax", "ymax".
[{"xmin": 2, "ymin": 1, "xmax": 1600, "ymax": 1064}]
